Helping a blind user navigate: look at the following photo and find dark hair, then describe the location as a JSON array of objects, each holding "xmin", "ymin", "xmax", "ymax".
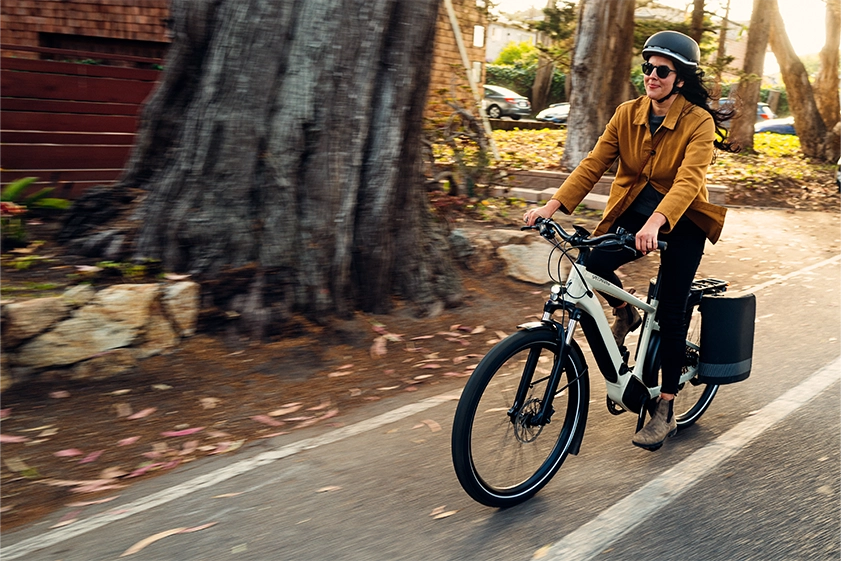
[{"xmin": 676, "ymin": 65, "xmax": 740, "ymax": 153}]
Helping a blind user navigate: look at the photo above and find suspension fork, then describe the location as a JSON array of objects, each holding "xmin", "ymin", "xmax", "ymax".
[{"xmin": 508, "ymin": 308, "xmax": 581, "ymax": 426}]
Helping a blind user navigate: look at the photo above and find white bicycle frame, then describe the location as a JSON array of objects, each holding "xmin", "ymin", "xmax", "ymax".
[{"xmin": 549, "ymin": 262, "xmax": 699, "ymax": 412}]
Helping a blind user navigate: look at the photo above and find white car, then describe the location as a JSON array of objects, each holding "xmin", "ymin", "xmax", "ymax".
[{"xmin": 535, "ymin": 102, "xmax": 570, "ymax": 123}]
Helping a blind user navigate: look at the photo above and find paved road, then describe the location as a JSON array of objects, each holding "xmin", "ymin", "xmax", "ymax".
[{"xmin": 4, "ymin": 209, "xmax": 839, "ymax": 561}]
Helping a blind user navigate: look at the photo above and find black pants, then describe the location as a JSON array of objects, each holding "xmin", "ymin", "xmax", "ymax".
[{"xmin": 586, "ymin": 212, "xmax": 706, "ymax": 395}]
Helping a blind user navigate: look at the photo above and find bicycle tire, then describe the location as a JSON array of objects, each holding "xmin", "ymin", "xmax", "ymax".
[
  {"xmin": 451, "ymin": 328, "xmax": 588, "ymax": 508},
  {"xmin": 647, "ymin": 302, "xmax": 719, "ymax": 428}
]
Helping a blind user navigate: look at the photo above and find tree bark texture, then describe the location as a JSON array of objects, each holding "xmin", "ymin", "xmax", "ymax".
[
  {"xmin": 768, "ymin": 0, "xmax": 839, "ymax": 162},
  {"xmin": 531, "ymin": 52, "xmax": 555, "ymax": 112},
  {"xmin": 561, "ymin": 0, "xmax": 635, "ymax": 170},
  {"xmin": 99, "ymin": 0, "xmax": 461, "ymax": 333},
  {"xmin": 690, "ymin": 0, "xmax": 706, "ymax": 44},
  {"xmin": 814, "ymin": 0, "xmax": 841, "ymax": 133},
  {"xmin": 728, "ymin": 0, "xmax": 772, "ymax": 152}
]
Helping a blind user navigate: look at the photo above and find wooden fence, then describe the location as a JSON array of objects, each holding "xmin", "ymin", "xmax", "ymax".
[{"xmin": 1, "ymin": 45, "xmax": 162, "ymax": 198}]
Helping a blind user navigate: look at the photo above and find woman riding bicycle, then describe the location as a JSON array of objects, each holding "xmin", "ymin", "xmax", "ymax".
[{"xmin": 523, "ymin": 31, "xmax": 738, "ymax": 451}]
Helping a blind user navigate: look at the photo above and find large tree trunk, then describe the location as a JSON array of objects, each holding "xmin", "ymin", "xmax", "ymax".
[
  {"xmin": 728, "ymin": 0, "xmax": 772, "ymax": 152},
  {"xmin": 690, "ymin": 0, "xmax": 706, "ymax": 44},
  {"xmin": 62, "ymin": 0, "xmax": 462, "ymax": 337},
  {"xmin": 813, "ymin": 0, "xmax": 841, "ymax": 132},
  {"xmin": 561, "ymin": 0, "xmax": 635, "ymax": 169},
  {"xmin": 532, "ymin": 52, "xmax": 555, "ymax": 113},
  {"xmin": 768, "ymin": 0, "xmax": 839, "ymax": 162},
  {"xmin": 531, "ymin": 0, "xmax": 556, "ymax": 112}
]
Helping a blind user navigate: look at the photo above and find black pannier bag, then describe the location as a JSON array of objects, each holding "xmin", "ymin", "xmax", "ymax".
[{"xmin": 697, "ymin": 293, "xmax": 756, "ymax": 384}]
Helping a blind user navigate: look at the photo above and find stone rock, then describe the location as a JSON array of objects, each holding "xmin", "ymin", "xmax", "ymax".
[
  {"xmin": 484, "ymin": 228, "xmax": 532, "ymax": 247},
  {"xmin": 136, "ymin": 306, "xmax": 179, "ymax": 358},
  {"xmin": 467, "ymin": 238, "xmax": 498, "ymax": 275},
  {"xmin": 497, "ymin": 243, "xmax": 571, "ymax": 285},
  {"xmin": 62, "ymin": 284, "xmax": 96, "ymax": 308},
  {"xmin": 71, "ymin": 349, "xmax": 137, "ymax": 381},
  {"xmin": 1, "ymin": 296, "xmax": 70, "ymax": 348},
  {"xmin": 12, "ymin": 284, "xmax": 161, "ymax": 369},
  {"xmin": 162, "ymin": 281, "xmax": 200, "ymax": 336}
]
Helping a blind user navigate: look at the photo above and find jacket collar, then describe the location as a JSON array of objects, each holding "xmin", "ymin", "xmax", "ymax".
[{"xmin": 633, "ymin": 94, "xmax": 690, "ymax": 130}]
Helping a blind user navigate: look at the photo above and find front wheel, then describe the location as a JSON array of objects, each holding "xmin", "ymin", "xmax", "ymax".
[{"xmin": 451, "ymin": 328, "xmax": 588, "ymax": 508}]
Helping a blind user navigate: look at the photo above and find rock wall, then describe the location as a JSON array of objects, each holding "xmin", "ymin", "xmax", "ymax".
[{"xmin": 0, "ymin": 282, "xmax": 199, "ymax": 392}]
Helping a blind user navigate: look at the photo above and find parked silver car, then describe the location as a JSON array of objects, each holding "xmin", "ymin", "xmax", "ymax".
[
  {"xmin": 535, "ymin": 102, "xmax": 570, "ymax": 123},
  {"xmin": 483, "ymin": 85, "xmax": 531, "ymax": 120}
]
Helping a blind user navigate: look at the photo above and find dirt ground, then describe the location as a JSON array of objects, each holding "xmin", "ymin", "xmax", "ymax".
[{"xmin": 1, "ymin": 181, "xmax": 838, "ymax": 532}]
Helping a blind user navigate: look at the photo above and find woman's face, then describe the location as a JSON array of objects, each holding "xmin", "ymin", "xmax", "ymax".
[{"xmin": 643, "ymin": 55, "xmax": 683, "ymax": 100}]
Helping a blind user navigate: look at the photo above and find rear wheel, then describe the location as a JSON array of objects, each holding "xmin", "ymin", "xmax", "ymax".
[
  {"xmin": 646, "ymin": 303, "xmax": 718, "ymax": 428},
  {"xmin": 674, "ymin": 304, "xmax": 718, "ymax": 427},
  {"xmin": 487, "ymin": 104, "xmax": 502, "ymax": 119},
  {"xmin": 451, "ymin": 328, "xmax": 588, "ymax": 508}
]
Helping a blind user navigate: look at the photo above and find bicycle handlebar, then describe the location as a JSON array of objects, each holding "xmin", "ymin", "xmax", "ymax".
[{"xmin": 521, "ymin": 217, "xmax": 668, "ymax": 252}]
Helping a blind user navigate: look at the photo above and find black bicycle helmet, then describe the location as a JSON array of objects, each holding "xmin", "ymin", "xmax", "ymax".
[{"xmin": 642, "ymin": 31, "xmax": 700, "ymax": 68}]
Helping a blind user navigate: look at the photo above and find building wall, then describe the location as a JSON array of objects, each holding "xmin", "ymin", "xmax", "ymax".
[
  {"xmin": 427, "ymin": 1, "xmax": 489, "ymax": 121},
  {"xmin": 1, "ymin": 0, "xmax": 171, "ymax": 59},
  {"xmin": 1, "ymin": 0, "xmax": 487, "ymax": 120}
]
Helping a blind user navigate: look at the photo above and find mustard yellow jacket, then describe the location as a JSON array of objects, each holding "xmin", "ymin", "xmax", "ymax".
[{"xmin": 552, "ymin": 94, "xmax": 727, "ymax": 243}]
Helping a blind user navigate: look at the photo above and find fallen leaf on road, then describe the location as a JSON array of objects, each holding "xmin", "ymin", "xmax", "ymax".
[
  {"xmin": 251, "ymin": 415, "xmax": 283, "ymax": 427},
  {"xmin": 50, "ymin": 510, "xmax": 82, "ymax": 528},
  {"xmin": 327, "ymin": 370, "xmax": 353, "ymax": 378},
  {"xmin": 433, "ymin": 510, "xmax": 458, "ymax": 519},
  {"xmin": 213, "ymin": 493, "xmax": 243, "ymax": 498},
  {"xmin": 370, "ymin": 336, "xmax": 388, "ymax": 358},
  {"xmin": 79, "ymin": 450, "xmax": 104, "ymax": 464},
  {"xmin": 199, "ymin": 397, "xmax": 221, "ymax": 409},
  {"xmin": 117, "ymin": 436, "xmax": 140, "ymax": 446},
  {"xmin": 114, "ymin": 403, "xmax": 133, "ymax": 417},
  {"xmin": 151, "ymin": 384, "xmax": 172, "ymax": 391},
  {"xmin": 414, "ymin": 419, "xmax": 442, "ymax": 432},
  {"xmin": 4, "ymin": 456, "xmax": 32, "ymax": 472},
  {"xmin": 470, "ymin": 325, "xmax": 486, "ymax": 334},
  {"xmin": 160, "ymin": 427, "xmax": 204, "ymax": 437},
  {"xmin": 38, "ymin": 427, "xmax": 59, "ymax": 437},
  {"xmin": 0, "ymin": 408, "xmax": 10, "ymax": 419},
  {"xmin": 420, "ymin": 363, "xmax": 442, "ymax": 369},
  {"xmin": 66, "ymin": 496, "xmax": 119, "ymax": 507},
  {"xmin": 306, "ymin": 399, "xmax": 331, "ymax": 411},
  {"xmin": 120, "ymin": 528, "xmax": 187, "ymax": 556},
  {"xmin": 377, "ymin": 386, "xmax": 400, "ymax": 391},
  {"xmin": 430, "ymin": 506, "xmax": 447, "ymax": 516},
  {"xmin": 210, "ymin": 440, "xmax": 244, "ymax": 454},
  {"xmin": 443, "ymin": 371, "xmax": 470, "ymax": 378},
  {"xmin": 54, "ymin": 449, "xmax": 84, "ymax": 457},
  {"xmin": 127, "ymin": 463, "xmax": 163, "ymax": 478},
  {"xmin": 410, "ymin": 335, "xmax": 435, "ymax": 340},
  {"xmin": 49, "ymin": 391, "xmax": 71, "ymax": 399},
  {"xmin": 0, "ymin": 434, "xmax": 30, "ymax": 443},
  {"xmin": 268, "ymin": 403, "xmax": 303, "ymax": 416},
  {"xmin": 100, "ymin": 467, "xmax": 128, "ymax": 479},
  {"xmin": 126, "ymin": 407, "xmax": 156, "ymax": 420},
  {"xmin": 316, "ymin": 486, "xmax": 342, "ymax": 493}
]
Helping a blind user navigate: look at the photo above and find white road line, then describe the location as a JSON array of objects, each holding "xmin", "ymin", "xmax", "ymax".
[
  {"xmin": 738, "ymin": 254, "xmax": 841, "ymax": 295},
  {"xmin": 533, "ymin": 357, "xmax": 841, "ymax": 561},
  {"xmin": 0, "ymin": 391, "xmax": 461, "ymax": 560},
  {"xmin": 4, "ymin": 249, "xmax": 839, "ymax": 560}
]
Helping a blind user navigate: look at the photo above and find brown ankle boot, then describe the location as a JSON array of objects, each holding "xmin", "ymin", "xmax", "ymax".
[
  {"xmin": 633, "ymin": 398, "xmax": 677, "ymax": 451},
  {"xmin": 611, "ymin": 304, "xmax": 641, "ymax": 347}
]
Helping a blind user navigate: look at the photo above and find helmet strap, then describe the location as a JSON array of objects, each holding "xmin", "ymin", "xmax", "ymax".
[{"xmin": 654, "ymin": 86, "xmax": 679, "ymax": 104}]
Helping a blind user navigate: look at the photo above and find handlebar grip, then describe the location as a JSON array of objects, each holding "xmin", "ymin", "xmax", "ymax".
[{"xmin": 658, "ymin": 240, "xmax": 668, "ymax": 251}]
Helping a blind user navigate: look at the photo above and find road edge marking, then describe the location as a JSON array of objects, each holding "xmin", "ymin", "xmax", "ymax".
[
  {"xmin": 0, "ymin": 391, "xmax": 461, "ymax": 559},
  {"xmin": 534, "ymin": 357, "xmax": 841, "ymax": 561}
]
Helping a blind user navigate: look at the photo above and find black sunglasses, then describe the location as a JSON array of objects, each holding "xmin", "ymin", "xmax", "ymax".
[{"xmin": 642, "ymin": 62, "xmax": 677, "ymax": 79}]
